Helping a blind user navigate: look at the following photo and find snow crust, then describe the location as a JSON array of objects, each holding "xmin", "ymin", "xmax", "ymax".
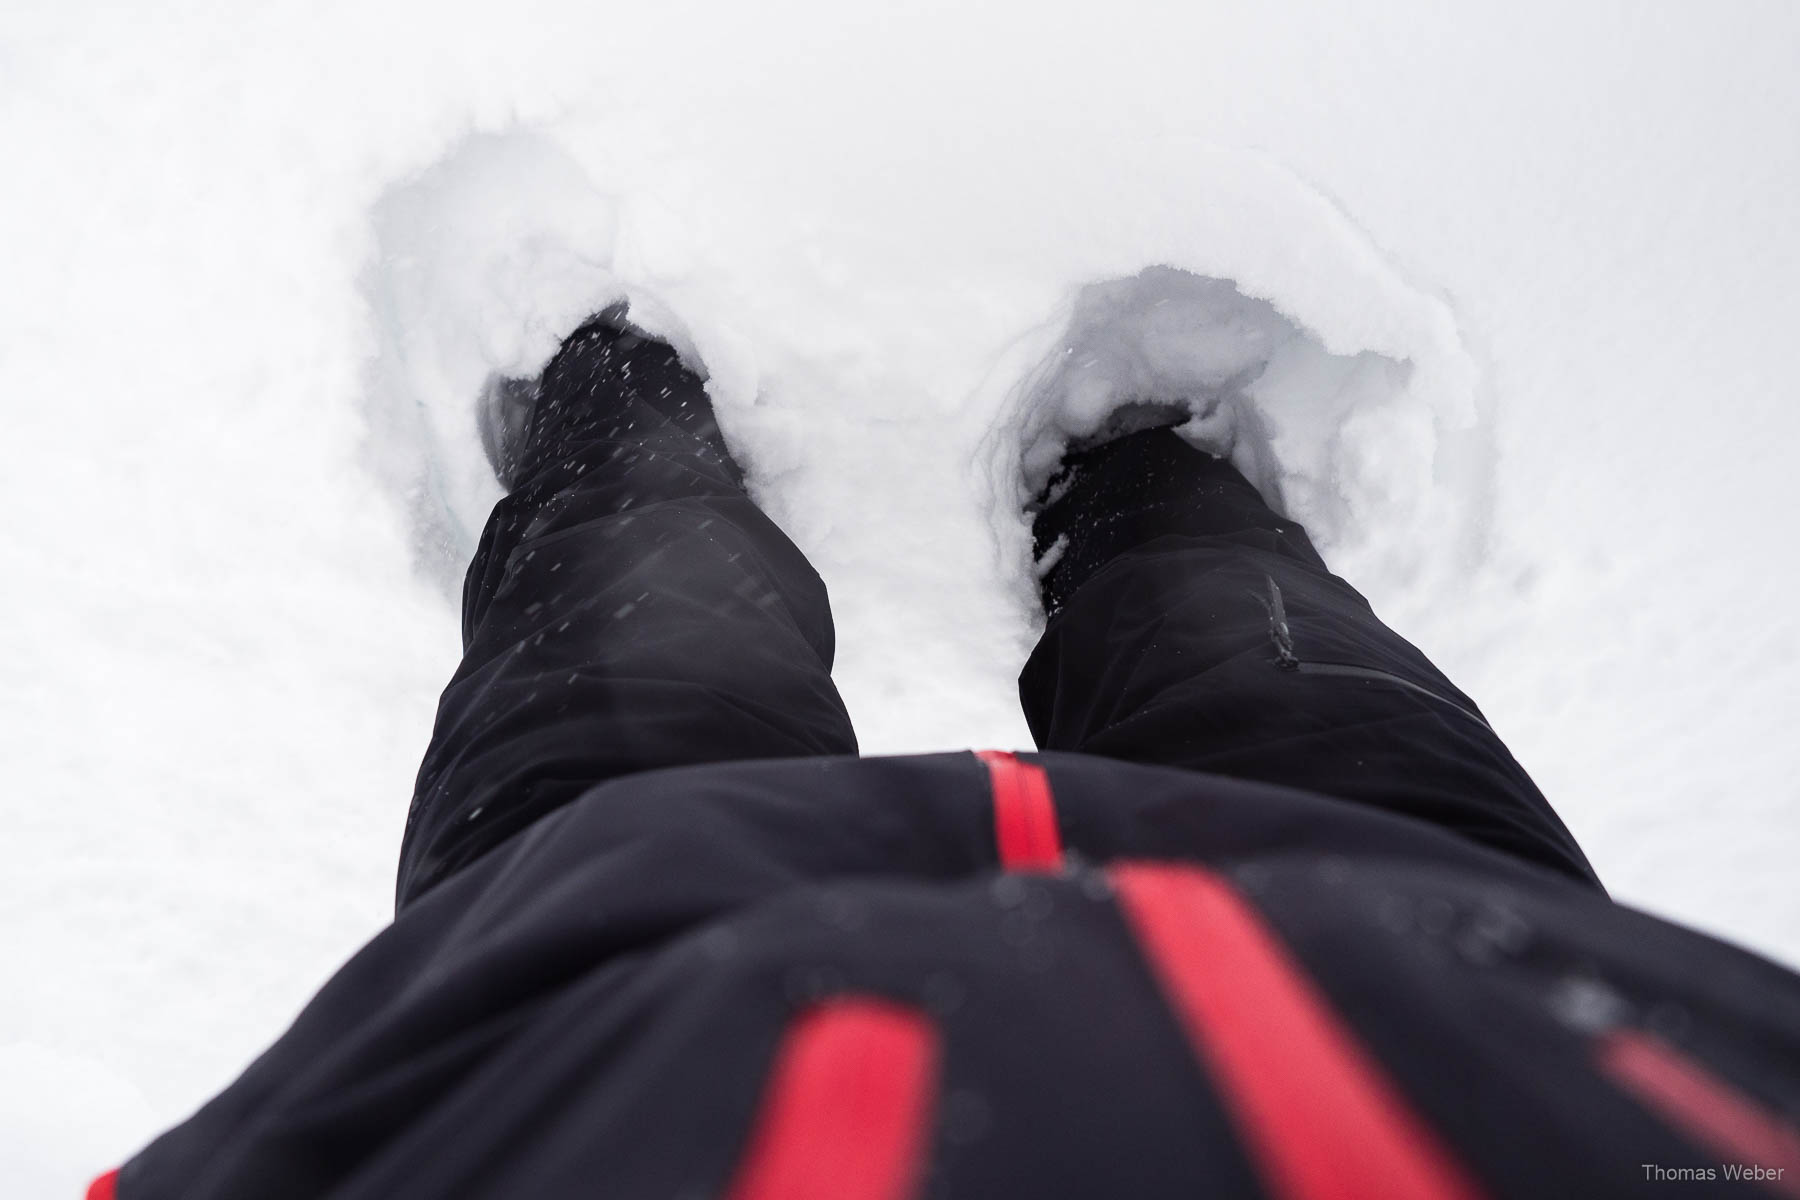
[
  {"xmin": 6, "ymin": 0, "xmax": 1800, "ymax": 1186},
  {"xmin": 993, "ymin": 264, "xmax": 1473, "ymax": 600}
]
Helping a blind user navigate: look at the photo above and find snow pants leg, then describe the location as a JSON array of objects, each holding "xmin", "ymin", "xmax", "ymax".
[
  {"xmin": 1022, "ymin": 427, "xmax": 1602, "ymax": 888},
  {"xmin": 395, "ymin": 323, "xmax": 859, "ymax": 907}
]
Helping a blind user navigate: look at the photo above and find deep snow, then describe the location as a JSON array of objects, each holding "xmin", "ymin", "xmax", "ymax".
[{"xmin": 4, "ymin": 0, "xmax": 1798, "ymax": 1191}]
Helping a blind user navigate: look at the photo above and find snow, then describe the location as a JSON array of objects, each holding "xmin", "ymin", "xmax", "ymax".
[
  {"xmin": 995, "ymin": 264, "xmax": 1472, "ymax": 592},
  {"xmin": 5, "ymin": 0, "xmax": 1799, "ymax": 1190}
]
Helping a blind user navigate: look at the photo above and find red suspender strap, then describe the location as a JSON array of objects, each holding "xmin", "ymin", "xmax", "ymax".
[
  {"xmin": 1597, "ymin": 1029, "xmax": 1800, "ymax": 1197},
  {"xmin": 85, "ymin": 1170, "xmax": 119, "ymax": 1200},
  {"xmin": 726, "ymin": 996, "xmax": 940, "ymax": 1200},
  {"xmin": 1112, "ymin": 861, "xmax": 1485, "ymax": 1200},
  {"xmin": 974, "ymin": 750, "xmax": 1064, "ymax": 872}
]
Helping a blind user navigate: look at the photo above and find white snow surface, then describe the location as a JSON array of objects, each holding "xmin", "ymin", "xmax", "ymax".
[{"xmin": 5, "ymin": 0, "xmax": 1799, "ymax": 1189}]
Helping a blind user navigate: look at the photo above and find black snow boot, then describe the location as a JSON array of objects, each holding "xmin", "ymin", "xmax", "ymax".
[{"xmin": 477, "ymin": 303, "xmax": 741, "ymax": 492}]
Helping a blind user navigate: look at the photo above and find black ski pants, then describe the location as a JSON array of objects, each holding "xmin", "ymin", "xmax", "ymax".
[
  {"xmin": 114, "ymin": 323, "xmax": 1800, "ymax": 1200},
  {"xmin": 396, "ymin": 324, "xmax": 1597, "ymax": 906}
]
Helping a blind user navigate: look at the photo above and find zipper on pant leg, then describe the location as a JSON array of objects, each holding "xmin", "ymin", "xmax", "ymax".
[
  {"xmin": 1289, "ymin": 661, "xmax": 1492, "ymax": 731},
  {"xmin": 1259, "ymin": 575, "xmax": 1491, "ymax": 731}
]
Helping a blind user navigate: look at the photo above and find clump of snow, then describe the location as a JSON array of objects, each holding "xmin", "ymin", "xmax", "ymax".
[
  {"xmin": 1003, "ymin": 267, "xmax": 1446, "ymax": 581},
  {"xmin": 363, "ymin": 132, "xmax": 749, "ymax": 590},
  {"xmin": 1017, "ymin": 271, "xmax": 1299, "ymax": 488},
  {"xmin": 362, "ymin": 133, "xmax": 627, "ymax": 587},
  {"xmin": 980, "ymin": 176, "xmax": 1489, "ymax": 611}
]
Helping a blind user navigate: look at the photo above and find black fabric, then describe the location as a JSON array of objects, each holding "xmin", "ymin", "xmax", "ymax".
[
  {"xmin": 1025, "ymin": 428, "xmax": 1601, "ymax": 889},
  {"xmin": 116, "ymin": 324, "xmax": 1800, "ymax": 1199},
  {"xmin": 397, "ymin": 319, "xmax": 857, "ymax": 906}
]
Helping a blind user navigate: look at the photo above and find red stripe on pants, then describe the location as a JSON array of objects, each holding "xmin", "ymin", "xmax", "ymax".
[
  {"xmin": 1598, "ymin": 1029, "xmax": 1800, "ymax": 1198},
  {"xmin": 975, "ymin": 750, "xmax": 1064, "ymax": 871},
  {"xmin": 1112, "ymin": 861, "xmax": 1484, "ymax": 1200},
  {"xmin": 726, "ymin": 996, "xmax": 940, "ymax": 1200}
]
